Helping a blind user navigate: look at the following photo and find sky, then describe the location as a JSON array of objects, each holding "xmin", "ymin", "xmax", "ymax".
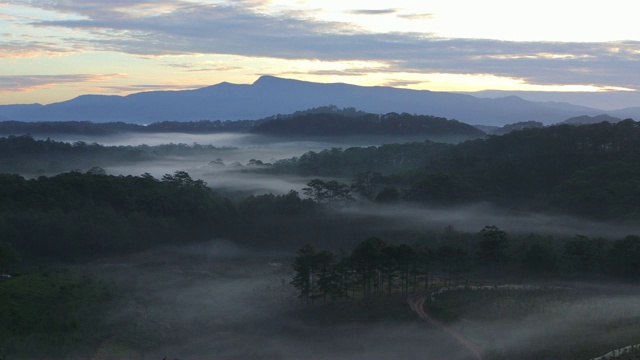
[{"xmin": 1, "ymin": 0, "xmax": 639, "ymax": 109}]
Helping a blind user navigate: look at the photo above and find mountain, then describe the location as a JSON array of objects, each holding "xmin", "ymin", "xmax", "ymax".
[
  {"xmin": 0, "ymin": 76, "xmax": 633, "ymax": 126},
  {"xmin": 561, "ymin": 114, "xmax": 622, "ymax": 125},
  {"xmin": 610, "ymin": 107, "xmax": 640, "ymax": 120}
]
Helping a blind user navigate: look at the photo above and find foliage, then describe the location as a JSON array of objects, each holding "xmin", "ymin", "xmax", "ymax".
[
  {"xmin": 0, "ymin": 171, "xmax": 236, "ymax": 262},
  {"xmin": 253, "ymin": 112, "xmax": 485, "ymax": 138},
  {"xmin": 0, "ymin": 241, "xmax": 20, "ymax": 273},
  {"xmin": 0, "ymin": 119, "xmax": 256, "ymax": 135},
  {"xmin": 268, "ymin": 120, "xmax": 640, "ymax": 219},
  {"xmin": 0, "ymin": 134, "xmax": 235, "ymax": 174},
  {"xmin": 302, "ymin": 179, "xmax": 354, "ymax": 205},
  {"xmin": 0, "ymin": 274, "xmax": 112, "ymax": 358},
  {"xmin": 477, "ymin": 225, "xmax": 510, "ymax": 267},
  {"xmin": 291, "ymin": 237, "xmax": 464, "ymax": 303}
]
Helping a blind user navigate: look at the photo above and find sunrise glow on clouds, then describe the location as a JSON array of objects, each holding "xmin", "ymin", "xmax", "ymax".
[{"xmin": 0, "ymin": 0, "xmax": 639, "ymax": 107}]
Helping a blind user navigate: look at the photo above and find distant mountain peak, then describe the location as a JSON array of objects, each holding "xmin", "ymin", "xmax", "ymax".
[
  {"xmin": 1, "ymin": 76, "xmax": 635, "ymax": 125},
  {"xmin": 252, "ymin": 75, "xmax": 289, "ymax": 85}
]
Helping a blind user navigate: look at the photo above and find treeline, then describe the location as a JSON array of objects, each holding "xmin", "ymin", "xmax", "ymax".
[
  {"xmin": 266, "ymin": 120, "xmax": 640, "ymax": 220},
  {"xmin": 0, "ymin": 105, "xmax": 359, "ymax": 135},
  {"xmin": 0, "ymin": 119, "xmax": 257, "ymax": 135},
  {"xmin": 0, "ymin": 171, "xmax": 377, "ymax": 267},
  {"xmin": 0, "ymin": 108, "xmax": 485, "ymax": 139},
  {"xmin": 267, "ymin": 141, "xmax": 450, "ymax": 177},
  {"xmin": 0, "ymin": 134, "xmax": 234, "ymax": 173},
  {"xmin": 291, "ymin": 227, "xmax": 640, "ymax": 303},
  {"xmin": 0, "ymin": 171, "xmax": 235, "ymax": 263},
  {"xmin": 252, "ymin": 112, "xmax": 484, "ymax": 138}
]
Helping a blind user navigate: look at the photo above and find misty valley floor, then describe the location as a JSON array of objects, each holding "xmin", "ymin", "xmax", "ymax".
[
  {"xmin": 3, "ymin": 240, "xmax": 635, "ymax": 360},
  {"xmin": 71, "ymin": 242, "xmax": 471, "ymax": 360},
  {"xmin": 4, "ymin": 123, "xmax": 640, "ymax": 359}
]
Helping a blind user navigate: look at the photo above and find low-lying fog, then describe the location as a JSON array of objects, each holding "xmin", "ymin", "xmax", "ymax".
[
  {"xmin": 340, "ymin": 203, "xmax": 640, "ymax": 239},
  {"xmin": 31, "ymin": 131, "xmax": 640, "ymax": 238},
  {"xmin": 21, "ymin": 131, "xmax": 640, "ymax": 359},
  {"xmin": 33, "ymin": 132, "xmax": 387, "ymax": 194},
  {"xmin": 84, "ymin": 239, "xmax": 640, "ymax": 360},
  {"xmin": 86, "ymin": 239, "xmax": 468, "ymax": 360}
]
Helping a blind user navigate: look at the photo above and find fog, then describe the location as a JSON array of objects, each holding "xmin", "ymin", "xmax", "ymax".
[
  {"xmin": 338, "ymin": 202, "xmax": 640, "ymax": 239},
  {"xmin": 79, "ymin": 239, "xmax": 640, "ymax": 360},
  {"xmin": 33, "ymin": 132, "xmax": 387, "ymax": 195},
  {"xmin": 27, "ymin": 130, "xmax": 640, "ymax": 236},
  {"xmin": 108, "ymin": 160, "xmax": 314, "ymax": 195},
  {"xmin": 427, "ymin": 285, "xmax": 640, "ymax": 359},
  {"xmin": 86, "ymin": 239, "xmax": 471, "ymax": 360},
  {"xmin": 7, "ymin": 130, "xmax": 640, "ymax": 360}
]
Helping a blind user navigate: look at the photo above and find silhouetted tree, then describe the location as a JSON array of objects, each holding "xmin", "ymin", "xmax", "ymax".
[
  {"xmin": 291, "ymin": 244, "xmax": 316, "ymax": 303},
  {"xmin": 303, "ymin": 179, "xmax": 354, "ymax": 205},
  {"xmin": 477, "ymin": 225, "xmax": 510, "ymax": 268}
]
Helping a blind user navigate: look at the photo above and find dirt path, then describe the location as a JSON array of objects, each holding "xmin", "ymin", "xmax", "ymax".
[{"xmin": 408, "ymin": 292, "xmax": 483, "ymax": 360}]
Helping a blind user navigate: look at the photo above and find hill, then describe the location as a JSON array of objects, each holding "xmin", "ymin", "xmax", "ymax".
[
  {"xmin": 0, "ymin": 76, "xmax": 620, "ymax": 126},
  {"xmin": 267, "ymin": 119, "xmax": 640, "ymax": 220},
  {"xmin": 252, "ymin": 112, "xmax": 485, "ymax": 139},
  {"xmin": 561, "ymin": 114, "xmax": 622, "ymax": 125},
  {"xmin": 0, "ymin": 107, "xmax": 485, "ymax": 140}
]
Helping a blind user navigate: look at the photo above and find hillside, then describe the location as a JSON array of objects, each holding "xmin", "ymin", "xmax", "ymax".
[
  {"xmin": 0, "ymin": 76, "xmax": 620, "ymax": 126},
  {"xmin": 252, "ymin": 112, "xmax": 485, "ymax": 138},
  {"xmin": 0, "ymin": 107, "xmax": 485, "ymax": 140},
  {"xmin": 266, "ymin": 119, "xmax": 640, "ymax": 220},
  {"xmin": 561, "ymin": 114, "xmax": 622, "ymax": 125}
]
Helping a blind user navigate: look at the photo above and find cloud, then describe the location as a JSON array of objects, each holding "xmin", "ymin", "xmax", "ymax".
[
  {"xmin": 0, "ymin": 40, "xmax": 73, "ymax": 58},
  {"xmin": 398, "ymin": 13, "xmax": 434, "ymax": 20},
  {"xmin": 349, "ymin": 9, "xmax": 398, "ymax": 15},
  {"xmin": 0, "ymin": 74, "xmax": 121, "ymax": 93},
  {"xmin": 90, "ymin": 83, "xmax": 210, "ymax": 92},
  {"xmin": 284, "ymin": 68, "xmax": 378, "ymax": 77},
  {"xmin": 382, "ymin": 79, "xmax": 429, "ymax": 87},
  {"xmin": 8, "ymin": 0, "xmax": 640, "ymax": 91},
  {"xmin": 162, "ymin": 62, "xmax": 243, "ymax": 72}
]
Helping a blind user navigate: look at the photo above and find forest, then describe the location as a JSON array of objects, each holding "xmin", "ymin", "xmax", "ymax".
[
  {"xmin": 0, "ymin": 106, "xmax": 483, "ymax": 140},
  {"xmin": 265, "ymin": 119, "xmax": 640, "ymax": 220},
  {"xmin": 2, "ymin": 116, "xmax": 640, "ymax": 359}
]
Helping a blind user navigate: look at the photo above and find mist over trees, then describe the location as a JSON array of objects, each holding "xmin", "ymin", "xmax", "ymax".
[
  {"xmin": 265, "ymin": 119, "xmax": 640, "ymax": 220},
  {"xmin": 2, "ymin": 109, "xmax": 640, "ymax": 359},
  {"xmin": 253, "ymin": 112, "xmax": 484, "ymax": 138},
  {"xmin": 0, "ymin": 106, "xmax": 484, "ymax": 140},
  {"xmin": 0, "ymin": 134, "xmax": 236, "ymax": 174},
  {"xmin": 0, "ymin": 171, "xmax": 236, "ymax": 261},
  {"xmin": 291, "ymin": 229, "xmax": 640, "ymax": 305}
]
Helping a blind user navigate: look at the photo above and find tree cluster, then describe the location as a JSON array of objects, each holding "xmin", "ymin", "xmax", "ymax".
[
  {"xmin": 0, "ymin": 171, "xmax": 235, "ymax": 262},
  {"xmin": 292, "ymin": 227, "xmax": 640, "ymax": 304},
  {"xmin": 253, "ymin": 112, "xmax": 484, "ymax": 138},
  {"xmin": 268, "ymin": 120, "xmax": 640, "ymax": 220},
  {"xmin": 0, "ymin": 134, "xmax": 234, "ymax": 174}
]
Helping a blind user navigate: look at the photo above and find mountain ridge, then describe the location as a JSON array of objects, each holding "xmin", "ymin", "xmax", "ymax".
[{"xmin": 0, "ymin": 76, "xmax": 636, "ymax": 126}]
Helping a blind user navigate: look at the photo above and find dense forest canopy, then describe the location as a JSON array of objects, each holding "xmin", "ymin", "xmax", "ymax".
[
  {"xmin": 0, "ymin": 106, "xmax": 484, "ymax": 140},
  {"xmin": 2, "ymin": 115, "xmax": 640, "ymax": 360},
  {"xmin": 0, "ymin": 171, "xmax": 236, "ymax": 262},
  {"xmin": 264, "ymin": 120, "xmax": 640, "ymax": 220},
  {"xmin": 0, "ymin": 134, "xmax": 235, "ymax": 174},
  {"xmin": 1, "ymin": 119, "xmax": 640, "ymax": 220},
  {"xmin": 252, "ymin": 112, "xmax": 484, "ymax": 138}
]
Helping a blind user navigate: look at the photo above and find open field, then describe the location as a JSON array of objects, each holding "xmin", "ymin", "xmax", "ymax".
[{"xmin": 424, "ymin": 285, "xmax": 640, "ymax": 360}]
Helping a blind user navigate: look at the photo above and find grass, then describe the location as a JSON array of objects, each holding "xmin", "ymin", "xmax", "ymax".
[
  {"xmin": 0, "ymin": 272, "xmax": 113, "ymax": 358},
  {"xmin": 426, "ymin": 285, "xmax": 640, "ymax": 360}
]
